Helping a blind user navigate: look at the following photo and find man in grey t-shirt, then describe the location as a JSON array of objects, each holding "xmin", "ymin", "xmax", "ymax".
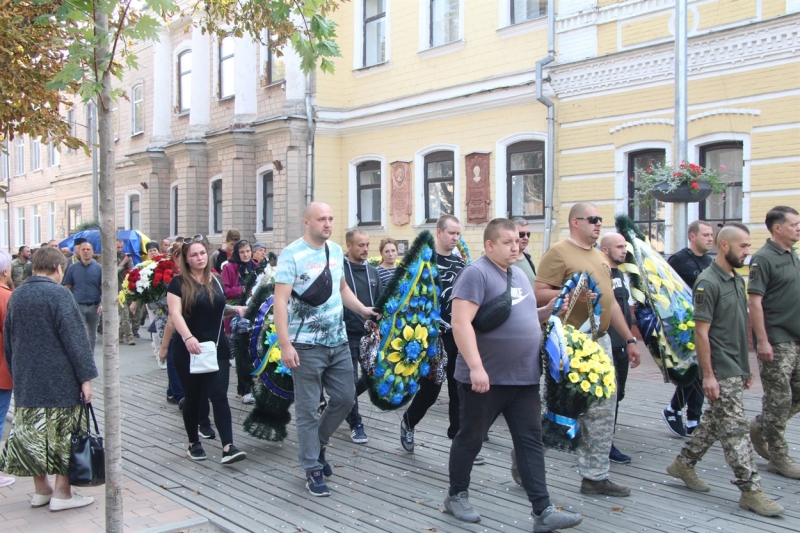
[{"xmin": 443, "ymin": 218, "xmax": 583, "ymax": 532}]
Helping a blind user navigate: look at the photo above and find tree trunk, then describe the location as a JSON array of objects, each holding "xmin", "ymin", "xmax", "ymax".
[{"xmin": 95, "ymin": 9, "xmax": 123, "ymax": 532}]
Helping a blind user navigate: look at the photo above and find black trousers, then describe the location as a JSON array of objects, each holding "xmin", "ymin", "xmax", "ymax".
[
  {"xmin": 612, "ymin": 346, "xmax": 629, "ymax": 427},
  {"xmin": 345, "ymin": 335, "xmax": 368, "ymax": 428},
  {"xmin": 173, "ymin": 349, "xmax": 234, "ymax": 446},
  {"xmin": 403, "ymin": 332, "xmax": 459, "ymax": 438},
  {"xmin": 670, "ymin": 373, "xmax": 704, "ymax": 422},
  {"xmin": 449, "ymin": 383, "xmax": 550, "ymax": 513}
]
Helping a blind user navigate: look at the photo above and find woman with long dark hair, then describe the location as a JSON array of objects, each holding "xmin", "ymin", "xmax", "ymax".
[{"xmin": 167, "ymin": 237, "xmax": 247, "ymax": 464}]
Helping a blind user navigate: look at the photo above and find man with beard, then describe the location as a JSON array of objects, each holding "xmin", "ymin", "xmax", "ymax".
[
  {"xmin": 747, "ymin": 206, "xmax": 800, "ymax": 479},
  {"xmin": 667, "ymin": 223, "xmax": 783, "ymax": 517}
]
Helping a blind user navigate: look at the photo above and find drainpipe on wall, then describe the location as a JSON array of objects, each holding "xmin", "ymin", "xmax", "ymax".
[
  {"xmin": 537, "ymin": 0, "xmax": 556, "ymax": 252},
  {"xmin": 304, "ymin": 75, "xmax": 315, "ymax": 204}
]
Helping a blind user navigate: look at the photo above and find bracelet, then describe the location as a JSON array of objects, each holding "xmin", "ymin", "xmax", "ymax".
[{"xmin": 183, "ymin": 335, "xmax": 195, "ymax": 343}]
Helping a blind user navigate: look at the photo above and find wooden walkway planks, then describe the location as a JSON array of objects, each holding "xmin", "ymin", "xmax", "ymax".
[{"xmin": 91, "ymin": 364, "xmax": 800, "ymax": 533}]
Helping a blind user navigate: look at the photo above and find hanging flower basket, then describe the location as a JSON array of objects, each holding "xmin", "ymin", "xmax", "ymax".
[
  {"xmin": 633, "ymin": 161, "xmax": 727, "ymax": 207},
  {"xmin": 650, "ymin": 181, "xmax": 713, "ymax": 203}
]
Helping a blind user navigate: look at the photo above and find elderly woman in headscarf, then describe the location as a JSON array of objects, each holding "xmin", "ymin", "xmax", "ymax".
[{"xmin": 221, "ymin": 239, "xmax": 257, "ymax": 403}]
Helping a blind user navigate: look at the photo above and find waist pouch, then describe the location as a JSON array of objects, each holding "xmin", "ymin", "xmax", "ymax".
[
  {"xmin": 472, "ymin": 268, "xmax": 512, "ymax": 332},
  {"xmin": 292, "ymin": 243, "xmax": 333, "ymax": 307}
]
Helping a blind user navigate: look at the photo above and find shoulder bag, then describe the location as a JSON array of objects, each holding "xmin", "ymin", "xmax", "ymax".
[
  {"xmin": 190, "ymin": 277, "xmax": 224, "ymax": 374},
  {"xmin": 68, "ymin": 398, "xmax": 105, "ymax": 487},
  {"xmin": 472, "ymin": 268, "xmax": 513, "ymax": 332},
  {"xmin": 291, "ymin": 243, "xmax": 333, "ymax": 307}
]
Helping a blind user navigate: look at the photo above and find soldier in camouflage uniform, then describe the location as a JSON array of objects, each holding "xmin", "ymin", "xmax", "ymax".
[
  {"xmin": 667, "ymin": 223, "xmax": 784, "ymax": 517},
  {"xmin": 747, "ymin": 206, "xmax": 800, "ymax": 479},
  {"xmin": 117, "ymin": 240, "xmax": 135, "ymax": 345}
]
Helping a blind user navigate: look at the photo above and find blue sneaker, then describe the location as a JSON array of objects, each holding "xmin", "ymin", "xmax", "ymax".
[
  {"xmin": 609, "ymin": 444, "xmax": 631, "ymax": 464},
  {"xmin": 318, "ymin": 447, "xmax": 332, "ymax": 478},
  {"xmin": 306, "ymin": 470, "xmax": 330, "ymax": 497}
]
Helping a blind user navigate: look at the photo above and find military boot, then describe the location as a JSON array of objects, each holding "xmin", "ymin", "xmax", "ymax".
[
  {"xmin": 738, "ymin": 491, "xmax": 784, "ymax": 517},
  {"xmin": 767, "ymin": 455, "xmax": 800, "ymax": 479},
  {"xmin": 666, "ymin": 458, "xmax": 710, "ymax": 492},
  {"xmin": 750, "ymin": 417, "xmax": 770, "ymax": 460}
]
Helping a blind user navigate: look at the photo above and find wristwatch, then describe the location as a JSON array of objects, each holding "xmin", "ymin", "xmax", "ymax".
[{"xmin": 626, "ymin": 337, "xmax": 637, "ymax": 345}]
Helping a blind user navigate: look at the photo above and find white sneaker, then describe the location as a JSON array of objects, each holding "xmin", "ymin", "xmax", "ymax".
[
  {"xmin": 242, "ymin": 393, "xmax": 255, "ymax": 404},
  {"xmin": 50, "ymin": 494, "xmax": 94, "ymax": 512},
  {"xmin": 0, "ymin": 475, "xmax": 14, "ymax": 488}
]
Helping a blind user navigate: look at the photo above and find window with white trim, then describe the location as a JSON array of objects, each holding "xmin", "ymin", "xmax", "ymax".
[
  {"xmin": 356, "ymin": 161, "xmax": 381, "ymax": 225},
  {"xmin": 261, "ymin": 172, "xmax": 273, "ymax": 231},
  {"xmin": 628, "ymin": 149, "xmax": 667, "ymax": 252},
  {"xmin": 211, "ymin": 179, "xmax": 222, "ymax": 234},
  {"xmin": 68, "ymin": 205, "xmax": 81, "ymax": 234},
  {"xmin": 30, "ymin": 137, "xmax": 41, "ymax": 171},
  {"xmin": 699, "ymin": 141, "xmax": 744, "ymax": 240},
  {"xmin": 112, "ymin": 105, "xmax": 119, "ymax": 141},
  {"xmin": 219, "ymin": 34, "xmax": 235, "ymax": 99},
  {"xmin": 67, "ymin": 109, "xmax": 77, "ymax": 153},
  {"xmin": 129, "ymin": 193, "xmax": 140, "ymax": 231},
  {"xmin": 47, "ymin": 202, "xmax": 56, "ymax": 240},
  {"xmin": 266, "ymin": 31, "xmax": 285, "ymax": 85},
  {"xmin": 131, "ymin": 83, "xmax": 144, "ymax": 135},
  {"xmin": 15, "ymin": 207, "xmax": 25, "ymax": 247},
  {"xmin": 178, "ymin": 51, "xmax": 192, "ymax": 112},
  {"xmin": 0, "ymin": 209, "xmax": 8, "ymax": 249},
  {"xmin": 48, "ymin": 140, "xmax": 60, "ymax": 167},
  {"xmin": 86, "ymin": 103, "xmax": 96, "ymax": 144},
  {"xmin": 32, "ymin": 204, "xmax": 42, "ymax": 244},
  {"xmin": 510, "ymin": 0, "xmax": 546, "ymax": 24},
  {"xmin": 170, "ymin": 184, "xmax": 179, "ymax": 236},
  {"xmin": 363, "ymin": 0, "xmax": 386, "ymax": 67},
  {"xmin": 424, "ymin": 151, "xmax": 455, "ymax": 222},
  {"xmin": 430, "ymin": 0, "xmax": 460, "ymax": 47},
  {"xmin": 507, "ymin": 141, "xmax": 545, "ymax": 219},
  {"xmin": 1, "ymin": 141, "xmax": 9, "ymax": 180},
  {"xmin": 15, "ymin": 137, "xmax": 25, "ymax": 176}
]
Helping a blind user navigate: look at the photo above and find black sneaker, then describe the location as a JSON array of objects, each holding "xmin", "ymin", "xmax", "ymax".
[
  {"xmin": 662, "ymin": 408, "xmax": 687, "ymax": 437},
  {"xmin": 221, "ymin": 445, "xmax": 246, "ymax": 465},
  {"xmin": 187, "ymin": 442, "xmax": 206, "ymax": 461},
  {"xmin": 350, "ymin": 424, "xmax": 368, "ymax": 444},
  {"xmin": 178, "ymin": 398, "xmax": 185, "ymax": 411},
  {"xmin": 198, "ymin": 424, "xmax": 216, "ymax": 440},
  {"xmin": 306, "ymin": 469, "xmax": 330, "ymax": 497},
  {"xmin": 609, "ymin": 444, "xmax": 631, "ymax": 464},
  {"xmin": 318, "ymin": 447, "xmax": 333, "ymax": 477},
  {"xmin": 473, "ymin": 455, "xmax": 485, "ymax": 465},
  {"xmin": 400, "ymin": 419, "xmax": 414, "ymax": 453},
  {"xmin": 686, "ymin": 423, "xmax": 698, "ymax": 436},
  {"xmin": 167, "ymin": 395, "xmax": 179, "ymax": 405}
]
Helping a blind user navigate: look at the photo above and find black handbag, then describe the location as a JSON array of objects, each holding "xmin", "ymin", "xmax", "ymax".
[
  {"xmin": 68, "ymin": 399, "xmax": 105, "ymax": 487},
  {"xmin": 472, "ymin": 268, "xmax": 513, "ymax": 332},
  {"xmin": 291, "ymin": 243, "xmax": 333, "ymax": 307}
]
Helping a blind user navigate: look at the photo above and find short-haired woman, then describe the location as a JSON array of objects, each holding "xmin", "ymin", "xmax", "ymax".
[
  {"xmin": 0, "ymin": 247, "xmax": 98, "ymax": 510},
  {"xmin": 167, "ymin": 238, "xmax": 247, "ymax": 464},
  {"xmin": 377, "ymin": 237, "xmax": 398, "ymax": 285}
]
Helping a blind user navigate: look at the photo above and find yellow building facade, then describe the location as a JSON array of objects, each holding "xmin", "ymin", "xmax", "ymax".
[{"xmin": 314, "ymin": 0, "xmax": 800, "ymax": 258}]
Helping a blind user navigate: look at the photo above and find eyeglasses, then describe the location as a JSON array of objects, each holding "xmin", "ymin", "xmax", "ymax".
[
  {"xmin": 576, "ymin": 216, "xmax": 603, "ymax": 225},
  {"xmin": 176, "ymin": 235, "xmax": 204, "ymax": 245},
  {"xmin": 519, "ymin": 232, "xmax": 531, "ymax": 238}
]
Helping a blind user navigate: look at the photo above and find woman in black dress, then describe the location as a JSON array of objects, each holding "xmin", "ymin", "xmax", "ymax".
[{"xmin": 167, "ymin": 238, "xmax": 247, "ymax": 464}]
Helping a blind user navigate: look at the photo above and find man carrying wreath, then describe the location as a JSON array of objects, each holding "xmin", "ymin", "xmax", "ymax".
[{"xmin": 534, "ymin": 202, "xmax": 641, "ymax": 497}]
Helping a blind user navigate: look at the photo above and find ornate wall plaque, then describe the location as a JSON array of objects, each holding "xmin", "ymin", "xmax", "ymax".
[
  {"xmin": 390, "ymin": 161, "xmax": 412, "ymax": 226},
  {"xmin": 465, "ymin": 152, "xmax": 490, "ymax": 224}
]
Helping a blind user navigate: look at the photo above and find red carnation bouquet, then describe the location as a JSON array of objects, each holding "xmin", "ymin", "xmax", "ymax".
[{"xmin": 118, "ymin": 254, "xmax": 175, "ymax": 306}]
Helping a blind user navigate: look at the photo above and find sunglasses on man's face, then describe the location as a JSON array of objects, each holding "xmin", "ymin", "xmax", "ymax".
[
  {"xmin": 519, "ymin": 232, "xmax": 531, "ymax": 238},
  {"xmin": 576, "ymin": 216, "xmax": 603, "ymax": 225}
]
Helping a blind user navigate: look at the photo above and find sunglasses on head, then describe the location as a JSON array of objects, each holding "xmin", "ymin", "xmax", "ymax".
[
  {"xmin": 519, "ymin": 232, "xmax": 531, "ymax": 238},
  {"xmin": 576, "ymin": 216, "xmax": 603, "ymax": 225},
  {"xmin": 176, "ymin": 235, "xmax": 204, "ymax": 244}
]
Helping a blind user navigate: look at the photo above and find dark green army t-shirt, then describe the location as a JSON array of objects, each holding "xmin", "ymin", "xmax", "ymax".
[
  {"xmin": 747, "ymin": 239, "xmax": 800, "ymax": 345},
  {"xmin": 693, "ymin": 261, "xmax": 750, "ymax": 380}
]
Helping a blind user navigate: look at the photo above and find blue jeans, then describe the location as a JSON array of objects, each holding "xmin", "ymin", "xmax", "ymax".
[
  {"xmin": 166, "ymin": 340, "xmax": 184, "ymax": 400},
  {"xmin": 292, "ymin": 342, "xmax": 355, "ymax": 472},
  {"xmin": 0, "ymin": 389, "xmax": 12, "ymax": 439}
]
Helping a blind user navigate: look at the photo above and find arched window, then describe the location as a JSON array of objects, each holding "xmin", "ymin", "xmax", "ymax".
[
  {"xmin": 128, "ymin": 193, "xmax": 140, "ymax": 231},
  {"xmin": 424, "ymin": 151, "xmax": 454, "ymax": 222},
  {"xmin": 507, "ymin": 141, "xmax": 544, "ymax": 219},
  {"xmin": 356, "ymin": 161, "xmax": 381, "ymax": 225},
  {"xmin": 178, "ymin": 51, "xmax": 192, "ymax": 112},
  {"xmin": 261, "ymin": 172, "xmax": 274, "ymax": 231},
  {"xmin": 628, "ymin": 149, "xmax": 666, "ymax": 252},
  {"xmin": 131, "ymin": 84, "xmax": 144, "ymax": 135},
  {"xmin": 211, "ymin": 179, "xmax": 223, "ymax": 234}
]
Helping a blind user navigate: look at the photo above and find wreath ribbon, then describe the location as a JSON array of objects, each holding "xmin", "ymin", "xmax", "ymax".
[
  {"xmin": 249, "ymin": 296, "xmax": 293, "ymax": 400},
  {"xmin": 546, "ymin": 410, "xmax": 579, "ymax": 439}
]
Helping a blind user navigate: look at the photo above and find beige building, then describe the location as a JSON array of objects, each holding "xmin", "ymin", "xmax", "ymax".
[{"xmin": 1, "ymin": 0, "xmax": 798, "ymax": 259}]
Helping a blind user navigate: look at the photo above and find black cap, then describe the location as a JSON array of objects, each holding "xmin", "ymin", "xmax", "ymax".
[
  {"xmin": 145, "ymin": 241, "xmax": 159, "ymax": 251},
  {"xmin": 74, "ymin": 238, "xmax": 87, "ymax": 246}
]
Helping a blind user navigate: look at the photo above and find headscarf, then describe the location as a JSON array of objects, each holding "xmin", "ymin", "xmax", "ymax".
[{"xmin": 230, "ymin": 239, "xmax": 256, "ymax": 284}]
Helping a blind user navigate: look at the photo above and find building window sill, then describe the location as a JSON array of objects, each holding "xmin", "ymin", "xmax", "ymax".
[
  {"xmin": 353, "ymin": 61, "xmax": 392, "ymax": 78},
  {"xmin": 497, "ymin": 17, "xmax": 547, "ymax": 39},
  {"xmin": 218, "ymin": 95, "xmax": 235, "ymax": 102},
  {"xmin": 418, "ymin": 40, "xmax": 465, "ymax": 60}
]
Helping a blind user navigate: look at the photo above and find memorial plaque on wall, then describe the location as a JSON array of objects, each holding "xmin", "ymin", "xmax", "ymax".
[
  {"xmin": 465, "ymin": 152, "xmax": 490, "ymax": 224},
  {"xmin": 390, "ymin": 161, "xmax": 412, "ymax": 226}
]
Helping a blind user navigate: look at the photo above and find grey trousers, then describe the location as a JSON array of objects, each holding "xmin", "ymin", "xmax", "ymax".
[
  {"xmin": 78, "ymin": 303, "xmax": 100, "ymax": 352},
  {"xmin": 291, "ymin": 342, "xmax": 355, "ymax": 472}
]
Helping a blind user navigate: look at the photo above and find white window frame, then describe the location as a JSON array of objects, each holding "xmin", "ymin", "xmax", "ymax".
[
  {"xmin": 256, "ymin": 164, "xmax": 275, "ymax": 233},
  {"xmin": 494, "ymin": 132, "xmax": 547, "ymax": 218},
  {"xmin": 348, "ymin": 154, "xmax": 387, "ymax": 229},
  {"xmin": 217, "ymin": 33, "xmax": 235, "ymax": 100},
  {"xmin": 170, "ymin": 181, "xmax": 179, "ymax": 236},
  {"xmin": 131, "ymin": 83, "xmax": 145, "ymax": 135},
  {"xmin": 15, "ymin": 207, "xmax": 26, "ymax": 247},
  {"xmin": 67, "ymin": 109, "xmax": 77, "ymax": 153},
  {"xmin": 208, "ymin": 175, "xmax": 223, "ymax": 235},
  {"xmin": 418, "ymin": 0, "xmax": 464, "ymax": 57},
  {"xmin": 32, "ymin": 204, "xmax": 42, "ymax": 244},
  {"xmin": 353, "ymin": 0, "xmax": 391, "ymax": 70},
  {"xmin": 0, "ymin": 209, "xmax": 8, "ymax": 249},
  {"xmin": 124, "ymin": 190, "xmax": 141, "ymax": 231},
  {"xmin": 1, "ymin": 141, "xmax": 9, "ymax": 180},
  {"xmin": 173, "ymin": 41, "xmax": 192, "ymax": 114},
  {"xmin": 30, "ymin": 137, "xmax": 41, "ymax": 171},
  {"xmin": 689, "ymin": 132, "xmax": 751, "ymax": 225},
  {"xmin": 48, "ymin": 140, "xmax": 60, "ymax": 167},
  {"xmin": 15, "ymin": 137, "xmax": 25, "ymax": 176},
  {"xmin": 497, "ymin": 0, "xmax": 548, "ymax": 38},
  {"xmin": 47, "ymin": 201, "xmax": 56, "ymax": 240},
  {"xmin": 414, "ymin": 143, "xmax": 461, "ymax": 226}
]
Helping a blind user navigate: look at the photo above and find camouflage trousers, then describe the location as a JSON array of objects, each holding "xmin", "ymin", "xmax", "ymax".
[
  {"xmin": 578, "ymin": 333, "xmax": 618, "ymax": 481},
  {"xmin": 118, "ymin": 302, "xmax": 133, "ymax": 341},
  {"xmin": 757, "ymin": 341, "xmax": 800, "ymax": 460},
  {"xmin": 131, "ymin": 303, "xmax": 147, "ymax": 335},
  {"xmin": 678, "ymin": 376, "xmax": 761, "ymax": 492}
]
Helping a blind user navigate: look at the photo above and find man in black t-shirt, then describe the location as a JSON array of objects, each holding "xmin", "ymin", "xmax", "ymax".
[
  {"xmin": 663, "ymin": 220, "xmax": 714, "ymax": 437},
  {"xmin": 601, "ymin": 233, "xmax": 634, "ymax": 464}
]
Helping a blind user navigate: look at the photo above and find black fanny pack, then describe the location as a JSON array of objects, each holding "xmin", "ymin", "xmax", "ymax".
[
  {"xmin": 472, "ymin": 268, "xmax": 512, "ymax": 332},
  {"xmin": 292, "ymin": 243, "xmax": 333, "ymax": 307}
]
